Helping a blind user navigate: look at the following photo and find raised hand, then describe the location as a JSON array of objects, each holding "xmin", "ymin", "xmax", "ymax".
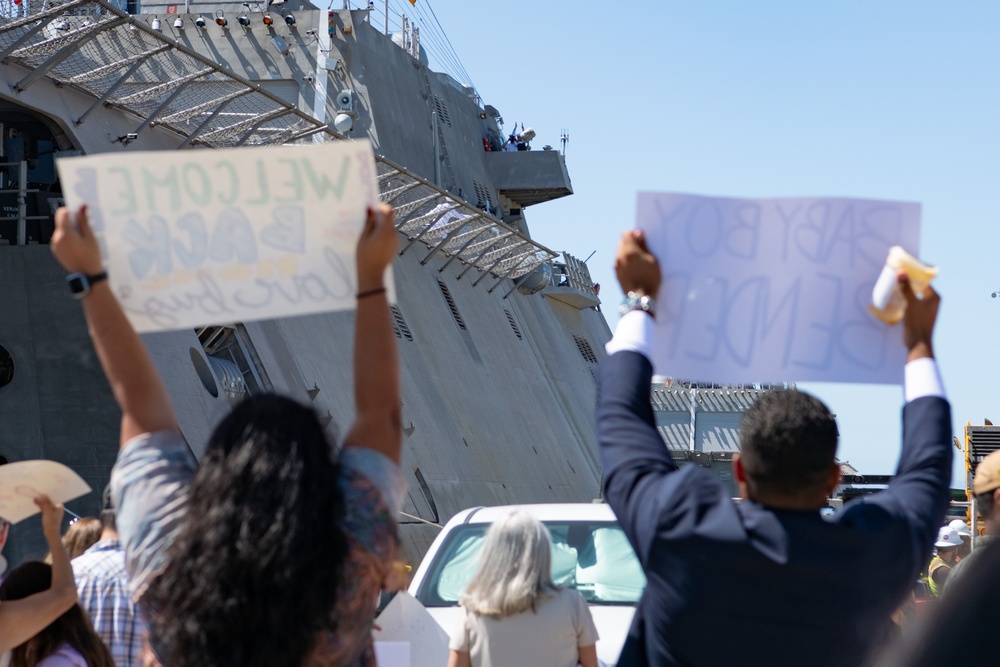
[
  {"xmin": 899, "ymin": 274, "xmax": 940, "ymax": 362},
  {"xmin": 614, "ymin": 229, "xmax": 661, "ymax": 299},
  {"xmin": 51, "ymin": 206, "xmax": 103, "ymax": 276},
  {"xmin": 356, "ymin": 204, "xmax": 397, "ymax": 293},
  {"xmin": 34, "ymin": 495, "xmax": 64, "ymax": 543}
]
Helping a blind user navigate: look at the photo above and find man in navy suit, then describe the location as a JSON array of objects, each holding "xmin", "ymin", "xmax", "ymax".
[{"xmin": 598, "ymin": 230, "xmax": 950, "ymax": 667}]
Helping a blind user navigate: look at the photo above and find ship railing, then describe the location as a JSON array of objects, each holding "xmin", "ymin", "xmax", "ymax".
[
  {"xmin": 378, "ymin": 155, "xmax": 558, "ymax": 286},
  {"xmin": 552, "ymin": 251, "xmax": 595, "ymax": 294},
  {"xmin": 0, "ymin": 0, "xmax": 558, "ymax": 283},
  {"xmin": 0, "ymin": 0, "xmax": 327, "ymax": 149}
]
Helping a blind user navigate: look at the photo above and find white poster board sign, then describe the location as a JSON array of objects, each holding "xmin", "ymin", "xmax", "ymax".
[
  {"xmin": 0, "ymin": 461, "xmax": 92, "ymax": 524},
  {"xmin": 56, "ymin": 141, "xmax": 388, "ymax": 333},
  {"xmin": 636, "ymin": 193, "xmax": 921, "ymax": 385},
  {"xmin": 373, "ymin": 592, "xmax": 450, "ymax": 667}
]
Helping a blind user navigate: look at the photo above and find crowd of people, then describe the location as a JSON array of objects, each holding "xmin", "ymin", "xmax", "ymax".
[{"xmin": 0, "ymin": 207, "xmax": 995, "ymax": 667}]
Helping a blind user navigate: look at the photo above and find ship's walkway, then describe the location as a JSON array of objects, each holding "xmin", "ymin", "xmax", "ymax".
[{"xmin": 0, "ymin": 0, "xmax": 556, "ymax": 284}]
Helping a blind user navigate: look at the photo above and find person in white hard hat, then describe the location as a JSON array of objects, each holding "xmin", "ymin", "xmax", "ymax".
[
  {"xmin": 943, "ymin": 449, "xmax": 1000, "ymax": 595},
  {"xmin": 927, "ymin": 526, "xmax": 963, "ymax": 596},
  {"xmin": 948, "ymin": 519, "xmax": 972, "ymax": 559}
]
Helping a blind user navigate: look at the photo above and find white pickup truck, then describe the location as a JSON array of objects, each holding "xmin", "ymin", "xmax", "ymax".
[{"xmin": 407, "ymin": 503, "xmax": 646, "ymax": 667}]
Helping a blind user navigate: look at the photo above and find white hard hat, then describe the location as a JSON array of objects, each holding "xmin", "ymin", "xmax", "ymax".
[
  {"xmin": 948, "ymin": 519, "xmax": 972, "ymax": 538},
  {"xmin": 935, "ymin": 526, "xmax": 964, "ymax": 548}
]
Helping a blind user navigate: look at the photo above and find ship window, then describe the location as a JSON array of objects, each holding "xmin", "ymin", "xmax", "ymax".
[
  {"xmin": 433, "ymin": 96, "xmax": 452, "ymax": 127},
  {"xmin": 438, "ymin": 280, "xmax": 466, "ymax": 331},
  {"xmin": 196, "ymin": 325, "xmax": 273, "ymax": 398},
  {"xmin": 573, "ymin": 335, "xmax": 599, "ymax": 364},
  {"xmin": 390, "ymin": 305, "xmax": 414, "ymax": 341},
  {"xmin": 0, "ymin": 344, "xmax": 13, "ymax": 387},
  {"xmin": 503, "ymin": 308, "xmax": 522, "ymax": 340}
]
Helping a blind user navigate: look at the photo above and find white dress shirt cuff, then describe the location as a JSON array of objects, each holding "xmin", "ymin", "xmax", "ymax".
[
  {"xmin": 904, "ymin": 357, "xmax": 946, "ymax": 402},
  {"xmin": 605, "ymin": 310, "xmax": 655, "ymax": 359}
]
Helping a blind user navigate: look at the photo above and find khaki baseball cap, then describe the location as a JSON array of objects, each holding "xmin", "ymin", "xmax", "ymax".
[{"xmin": 974, "ymin": 450, "xmax": 1000, "ymax": 495}]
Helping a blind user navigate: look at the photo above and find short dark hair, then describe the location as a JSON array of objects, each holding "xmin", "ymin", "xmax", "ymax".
[
  {"xmin": 977, "ymin": 491, "xmax": 995, "ymax": 521},
  {"xmin": 739, "ymin": 389, "xmax": 839, "ymax": 499}
]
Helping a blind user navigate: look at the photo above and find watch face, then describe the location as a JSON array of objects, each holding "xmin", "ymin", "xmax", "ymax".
[{"xmin": 67, "ymin": 273, "xmax": 89, "ymax": 297}]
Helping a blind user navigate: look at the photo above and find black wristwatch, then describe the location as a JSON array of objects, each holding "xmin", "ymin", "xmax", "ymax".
[{"xmin": 66, "ymin": 271, "xmax": 108, "ymax": 299}]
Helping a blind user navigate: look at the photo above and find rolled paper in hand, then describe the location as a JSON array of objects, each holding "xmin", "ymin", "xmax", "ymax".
[{"xmin": 869, "ymin": 246, "xmax": 938, "ymax": 324}]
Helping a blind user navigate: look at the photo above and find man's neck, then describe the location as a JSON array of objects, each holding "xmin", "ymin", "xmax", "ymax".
[{"xmin": 100, "ymin": 527, "xmax": 119, "ymax": 541}]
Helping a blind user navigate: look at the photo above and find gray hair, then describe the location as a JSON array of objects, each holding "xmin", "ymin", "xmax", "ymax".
[{"xmin": 460, "ymin": 511, "xmax": 558, "ymax": 618}]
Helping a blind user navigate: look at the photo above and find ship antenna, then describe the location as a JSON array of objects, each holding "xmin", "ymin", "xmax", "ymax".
[{"xmin": 560, "ymin": 128, "xmax": 570, "ymax": 156}]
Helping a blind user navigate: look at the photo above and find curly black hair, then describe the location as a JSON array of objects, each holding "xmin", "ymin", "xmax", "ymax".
[
  {"xmin": 145, "ymin": 394, "xmax": 349, "ymax": 667},
  {"xmin": 739, "ymin": 389, "xmax": 839, "ymax": 499}
]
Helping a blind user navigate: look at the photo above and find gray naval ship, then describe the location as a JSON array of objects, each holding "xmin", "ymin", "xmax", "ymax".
[{"xmin": 0, "ymin": 0, "xmax": 759, "ymax": 567}]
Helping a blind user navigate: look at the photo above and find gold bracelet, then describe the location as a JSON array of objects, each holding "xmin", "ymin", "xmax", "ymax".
[{"xmin": 356, "ymin": 287, "xmax": 387, "ymax": 299}]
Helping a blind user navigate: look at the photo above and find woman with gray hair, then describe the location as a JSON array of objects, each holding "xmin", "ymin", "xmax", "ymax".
[{"xmin": 447, "ymin": 511, "xmax": 599, "ymax": 667}]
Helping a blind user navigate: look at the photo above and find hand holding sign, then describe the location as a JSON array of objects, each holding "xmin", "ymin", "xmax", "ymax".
[
  {"xmin": 634, "ymin": 192, "xmax": 923, "ymax": 385},
  {"xmin": 56, "ymin": 141, "xmax": 389, "ymax": 333},
  {"xmin": 899, "ymin": 275, "xmax": 940, "ymax": 363},
  {"xmin": 36, "ymin": 495, "xmax": 65, "ymax": 543},
  {"xmin": 0, "ymin": 461, "xmax": 91, "ymax": 524},
  {"xmin": 51, "ymin": 205, "xmax": 103, "ymax": 276},
  {"xmin": 614, "ymin": 230, "xmax": 661, "ymax": 299},
  {"xmin": 357, "ymin": 204, "xmax": 398, "ymax": 293}
]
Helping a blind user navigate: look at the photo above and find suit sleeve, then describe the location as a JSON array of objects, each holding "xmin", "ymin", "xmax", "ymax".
[
  {"xmin": 843, "ymin": 396, "xmax": 953, "ymax": 573},
  {"xmin": 597, "ymin": 350, "xmax": 728, "ymax": 565}
]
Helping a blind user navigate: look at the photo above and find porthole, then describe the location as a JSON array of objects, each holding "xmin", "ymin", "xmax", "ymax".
[
  {"xmin": 0, "ymin": 345, "xmax": 13, "ymax": 387},
  {"xmin": 0, "ymin": 345, "xmax": 14, "ymax": 387},
  {"xmin": 189, "ymin": 347, "xmax": 219, "ymax": 398}
]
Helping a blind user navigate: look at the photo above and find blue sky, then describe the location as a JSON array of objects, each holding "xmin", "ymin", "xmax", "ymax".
[{"xmin": 408, "ymin": 1, "xmax": 1000, "ymax": 484}]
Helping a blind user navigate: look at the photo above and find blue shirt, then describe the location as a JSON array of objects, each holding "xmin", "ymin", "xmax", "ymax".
[{"xmin": 72, "ymin": 539, "xmax": 144, "ymax": 667}]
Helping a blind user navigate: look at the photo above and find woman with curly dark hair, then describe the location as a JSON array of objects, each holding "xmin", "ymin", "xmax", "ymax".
[
  {"xmin": 0, "ymin": 561, "xmax": 114, "ymax": 667},
  {"xmin": 50, "ymin": 203, "xmax": 405, "ymax": 667}
]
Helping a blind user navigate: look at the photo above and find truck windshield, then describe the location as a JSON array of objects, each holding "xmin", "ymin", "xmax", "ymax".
[{"xmin": 415, "ymin": 521, "xmax": 646, "ymax": 607}]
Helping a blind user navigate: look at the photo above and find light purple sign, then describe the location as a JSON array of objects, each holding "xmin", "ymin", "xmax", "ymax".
[{"xmin": 636, "ymin": 193, "xmax": 922, "ymax": 385}]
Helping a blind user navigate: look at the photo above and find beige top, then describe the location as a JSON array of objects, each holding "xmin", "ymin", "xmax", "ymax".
[{"xmin": 449, "ymin": 587, "xmax": 599, "ymax": 667}]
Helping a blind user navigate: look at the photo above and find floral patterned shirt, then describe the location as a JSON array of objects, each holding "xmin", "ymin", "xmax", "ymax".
[{"xmin": 111, "ymin": 430, "xmax": 406, "ymax": 666}]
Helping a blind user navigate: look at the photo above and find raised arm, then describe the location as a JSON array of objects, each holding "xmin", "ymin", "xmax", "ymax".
[
  {"xmin": 850, "ymin": 277, "xmax": 951, "ymax": 565},
  {"xmin": 50, "ymin": 207, "xmax": 177, "ymax": 446},
  {"xmin": 0, "ymin": 497, "xmax": 76, "ymax": 653},
  {"xmin": 343, "ymin": 204, "xmax": 402, "ymax": 464},
  {"xmin": 888, "ymin": 278, "xmax": 951, "ymax": 508},
  {"xmin": 598, "ymin": 231, "xmax": 687, "ymax": 561}
]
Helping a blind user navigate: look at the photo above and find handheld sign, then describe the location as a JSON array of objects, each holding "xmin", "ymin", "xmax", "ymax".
[
  {"xmin": 0, "ymin": 461, "xmax": 91, "ymax": 524},
  {"xmin": 56, "ymin": 141, "xmax": 387, "ymax": 333},
  {"xmin": 636, "ymin": 193, "xmax": 921, "ymax": 385}
]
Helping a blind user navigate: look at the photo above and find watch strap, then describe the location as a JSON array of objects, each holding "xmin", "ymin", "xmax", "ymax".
[{"xmin": 67, "ymin": 271, "xmax": 108, "ymax": 298}]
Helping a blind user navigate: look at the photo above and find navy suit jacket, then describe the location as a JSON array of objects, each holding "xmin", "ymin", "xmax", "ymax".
[{"xmin": 597, "ymin": 351, "xmax": 952, "ymax": 667}]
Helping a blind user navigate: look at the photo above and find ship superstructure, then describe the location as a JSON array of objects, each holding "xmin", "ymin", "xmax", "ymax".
[{"xmin": 0, "ymin": 0, "xmax": 609, "ymax": 565}]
